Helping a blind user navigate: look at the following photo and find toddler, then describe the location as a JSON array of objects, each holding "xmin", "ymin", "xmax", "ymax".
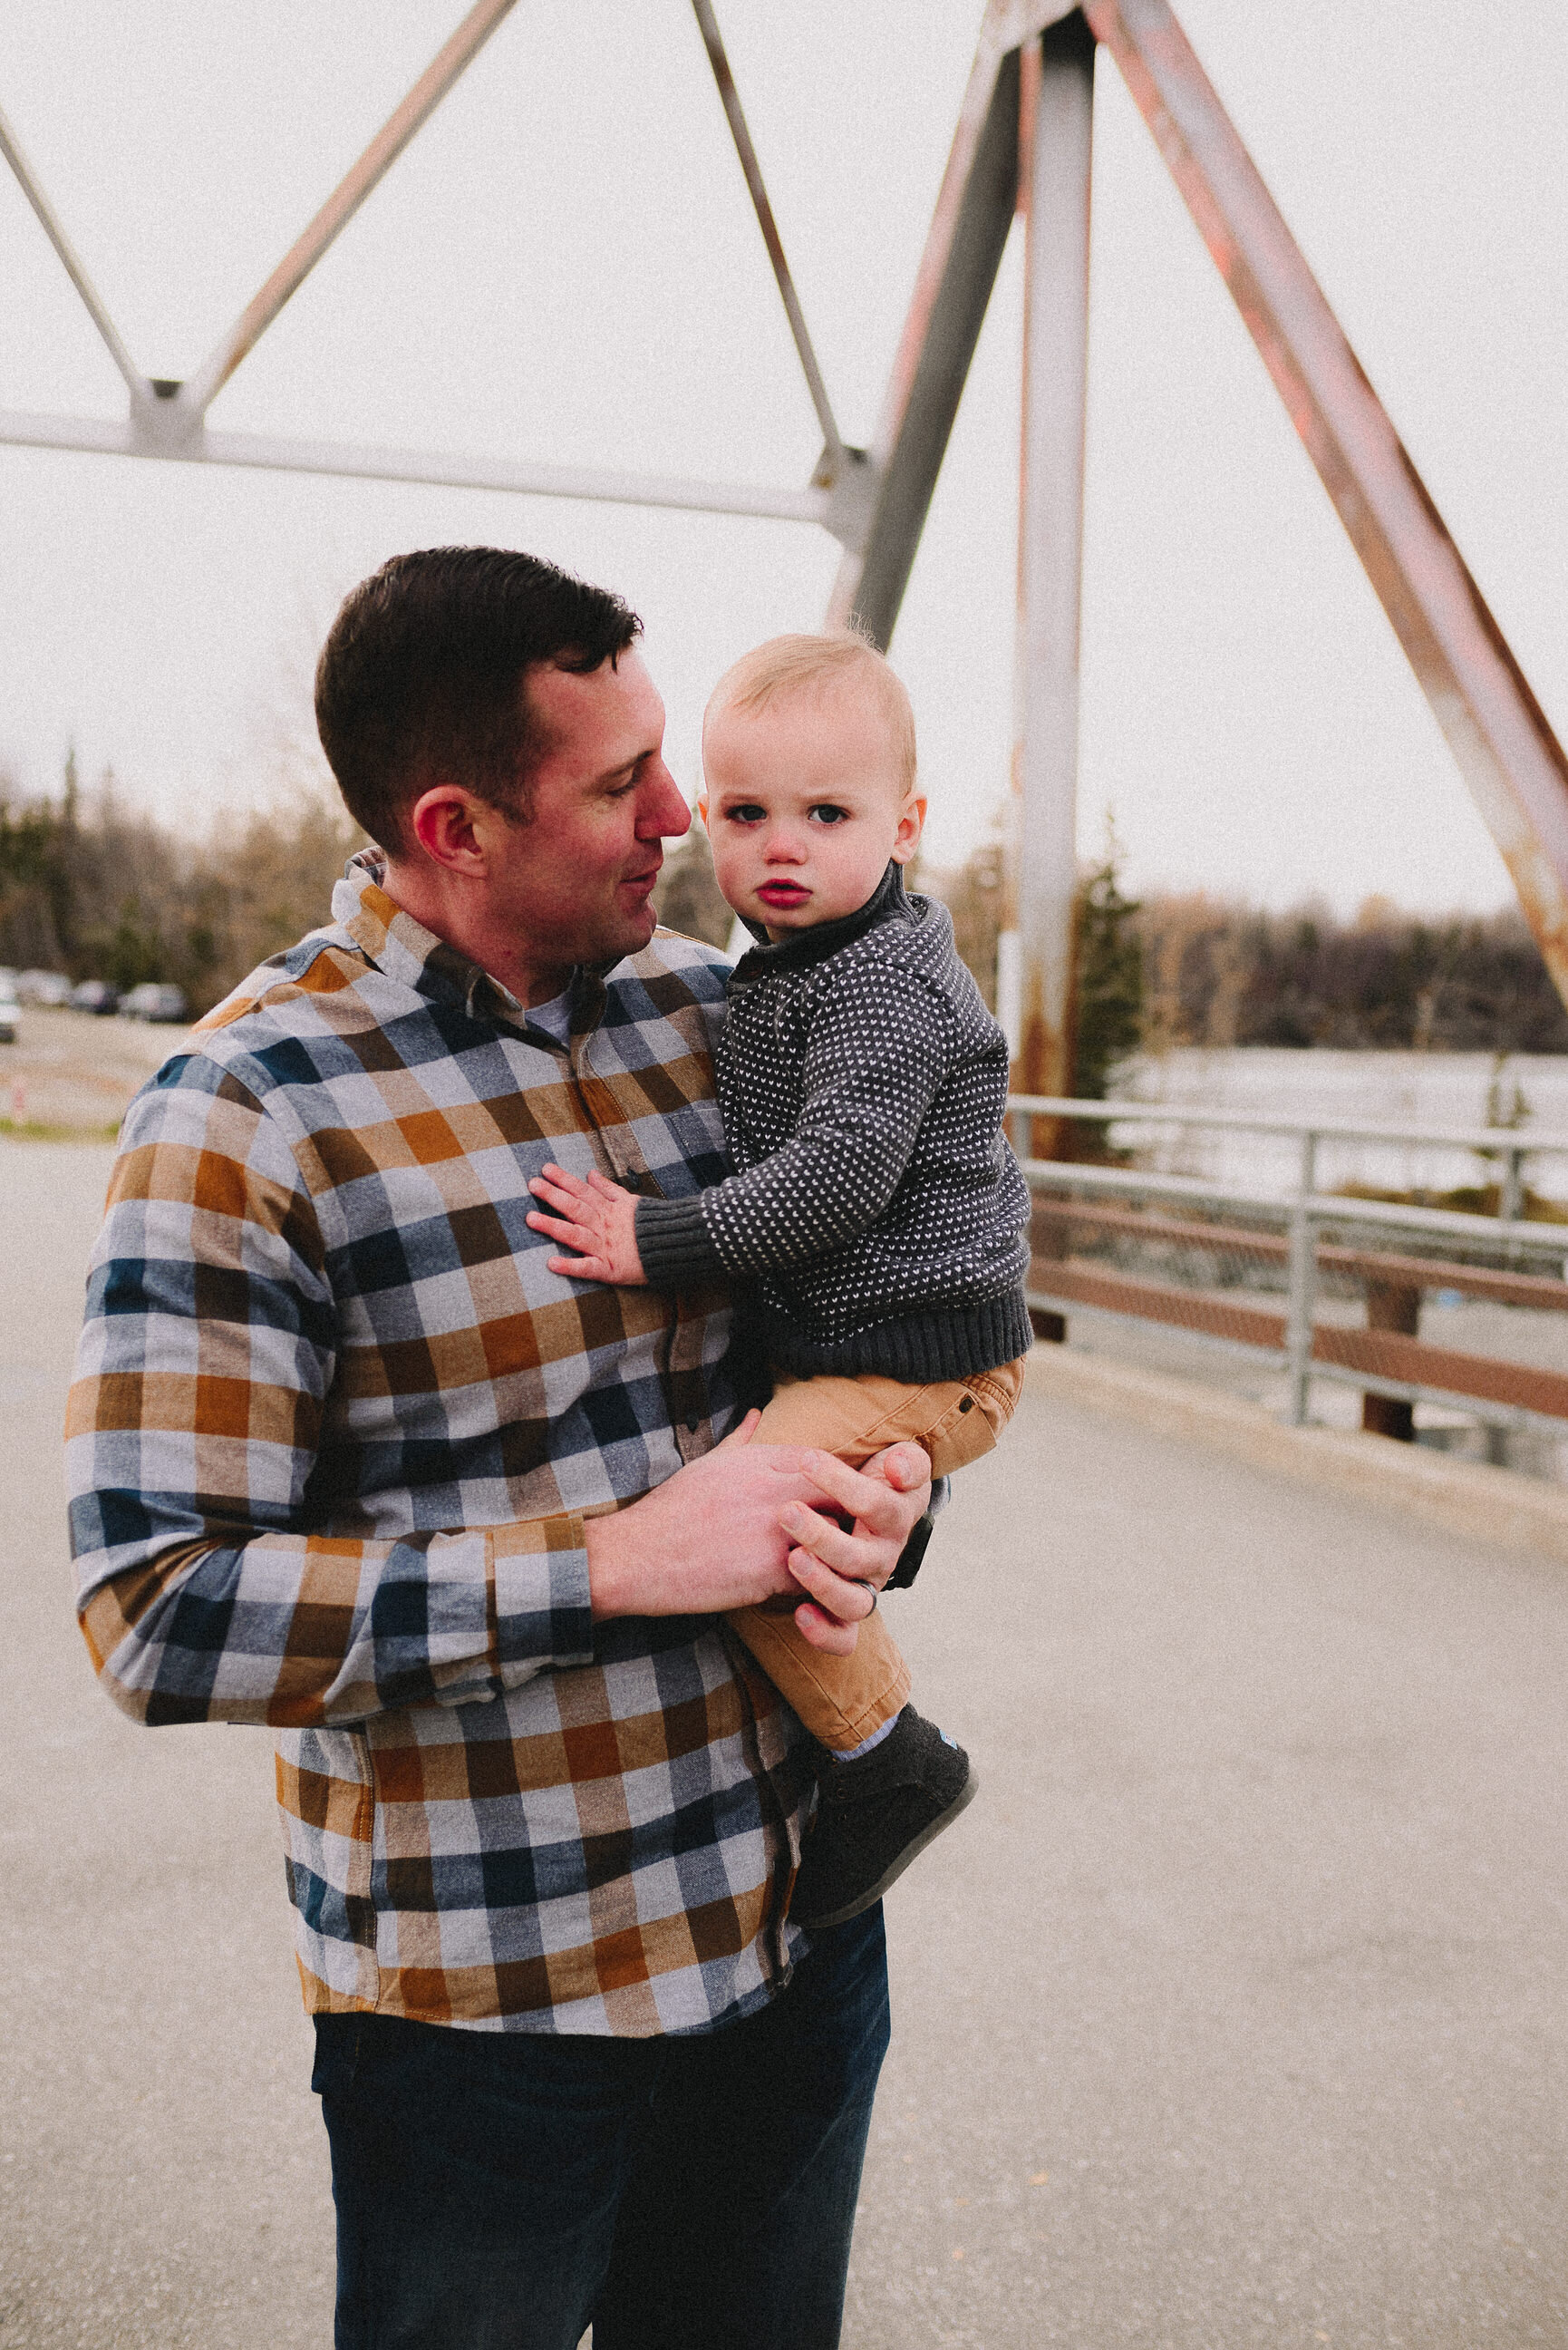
[{"xmin": 527, "ymin": 632, "xmax": 1031, "ymax": 1928}]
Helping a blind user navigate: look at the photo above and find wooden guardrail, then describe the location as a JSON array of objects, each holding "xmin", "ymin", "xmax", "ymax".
[{"xmin": 1028, "ymin": 1195, "xmax": 1568, "ymax": 1425}]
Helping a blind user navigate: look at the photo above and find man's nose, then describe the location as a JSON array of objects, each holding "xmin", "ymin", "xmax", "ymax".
[{"xmin": 639, "ymin": 762, "xmax": 691, "ymax": 840}]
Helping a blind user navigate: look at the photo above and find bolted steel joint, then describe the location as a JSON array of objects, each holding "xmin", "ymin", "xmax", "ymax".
[
  {"xmin": 129, "ymin": 383, "xmax": 206, "ymax": 458},
  {"xmin": 814, "ymin": 444, "xmax": 879, "ymax": 557}
]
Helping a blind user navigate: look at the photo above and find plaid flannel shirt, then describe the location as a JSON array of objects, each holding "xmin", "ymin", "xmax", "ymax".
[{"xmin": 66, "ymin": 851, "xmax": 810, "ymax": 2035}]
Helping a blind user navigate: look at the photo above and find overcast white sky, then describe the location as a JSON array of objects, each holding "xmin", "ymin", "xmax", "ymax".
[{"xmin": 0, "ymin": 0, "xmax": 1563, "ymax": 913}]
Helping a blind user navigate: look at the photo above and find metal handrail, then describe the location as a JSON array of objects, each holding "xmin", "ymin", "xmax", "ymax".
[
  {"xmin": 1017, "ymin": 1156, "xmax": 1568, "ymax": 1258},
  {"xmin": 1008, "ymin": 1092, "xmax": 1568, "ymax": 1159},
  {"xmin": 1011, "ymin": 1093, "xmax": 1568, "ymax": 1433}
]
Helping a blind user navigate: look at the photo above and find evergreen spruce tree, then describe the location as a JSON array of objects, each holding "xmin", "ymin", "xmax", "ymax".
[{"xmin": 1072, "ymin": 829, "xmax": 1144, "ymax": 1100}]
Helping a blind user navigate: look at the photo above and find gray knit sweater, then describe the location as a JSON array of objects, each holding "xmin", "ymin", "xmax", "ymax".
[{"xmin": 635, "ymin": 865, "xmax": 1031, "ymax": 1382}]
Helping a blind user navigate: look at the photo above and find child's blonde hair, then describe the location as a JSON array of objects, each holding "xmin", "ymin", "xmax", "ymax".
[{"xmin": 704, "ymin": 630, "xmax": 917, "ymax": 796}]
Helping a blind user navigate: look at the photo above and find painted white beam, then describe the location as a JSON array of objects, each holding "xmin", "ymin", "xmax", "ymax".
[{"xmin": 0, "ymin": 407, "xmax": 841, "ymax": 530}]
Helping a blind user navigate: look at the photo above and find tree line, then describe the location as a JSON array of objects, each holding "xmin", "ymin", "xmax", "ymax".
[
  {"xmin": 4, "ymin": 759, "xmax": 1563, "ymax": 1062},
  {"xmin": 926, "ymin": 837, "xmax": 1568, "ymax": 1082},
  {"xmin": 0, "ymin": 754, "xmax": 364, "ymax": 1013}
]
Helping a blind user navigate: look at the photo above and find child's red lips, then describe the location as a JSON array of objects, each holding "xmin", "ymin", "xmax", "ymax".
[{"xmin": 758, "ymin": 882, "xmax": 808, "ymax": 904}]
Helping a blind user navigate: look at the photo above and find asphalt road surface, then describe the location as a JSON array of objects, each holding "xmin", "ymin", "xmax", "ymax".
[{"xmin": 4, "ymin": 1136, "xmax": 1564, "ymax": 2348}]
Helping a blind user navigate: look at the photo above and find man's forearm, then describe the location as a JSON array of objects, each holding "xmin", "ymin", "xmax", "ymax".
[{"xmin": 79, "ymin": 1512, "xmax": 595, "ymax": 1729}]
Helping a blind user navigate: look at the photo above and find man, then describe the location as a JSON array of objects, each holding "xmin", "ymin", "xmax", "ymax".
[{"xmin": 65, "ymin": 547, "xmax": 932, "ymax": 2350}]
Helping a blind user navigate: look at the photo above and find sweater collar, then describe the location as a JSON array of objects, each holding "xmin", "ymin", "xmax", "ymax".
[{"xmin": 732, "ymin": 860, "xmax": 914, "ymax": 980}]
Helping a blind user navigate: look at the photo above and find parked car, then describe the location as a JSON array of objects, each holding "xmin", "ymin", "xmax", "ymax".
[
  {"xmin": 0, "ymin": 985, "xmax": 17, "ymax": 1045},
  {"xmin": 68, "ymin": 979, "xmax": 120, "ymax": 1015},
  {"xmin": 121, "ymin": 982, "xmax": 189, "ymax": 1024},
  {"xmin": 15, "ymin": 968, "xmax": 70, "ymax": 1006}
]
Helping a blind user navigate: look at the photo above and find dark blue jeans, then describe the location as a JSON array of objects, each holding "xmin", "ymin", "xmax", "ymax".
[{"xmin": 312, "ymin": 1906, "xmax": 890, "ymax": 2350}]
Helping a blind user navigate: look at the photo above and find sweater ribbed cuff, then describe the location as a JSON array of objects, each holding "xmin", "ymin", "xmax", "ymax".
[{"xmin": 635, "ymin": 1196, "xmax": 728, "ymax": 1290}]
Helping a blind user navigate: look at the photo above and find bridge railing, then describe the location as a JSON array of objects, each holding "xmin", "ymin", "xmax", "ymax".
[{"xmin": 1007, "ymin": 1095, "xmax": 1568, "ymax": 1450}]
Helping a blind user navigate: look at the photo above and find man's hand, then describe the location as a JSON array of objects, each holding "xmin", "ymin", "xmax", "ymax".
[
  {"xmin": 527, "ymin": 1163, "xmax": 647, "ymax": 1286},
  {"xmin": 586, "ymin": 1415, "xmax": 931, "ymax": 1650},
  {"xmin": 778, "ymin": 1440, "xmax": 932, "ymax": 1653}
]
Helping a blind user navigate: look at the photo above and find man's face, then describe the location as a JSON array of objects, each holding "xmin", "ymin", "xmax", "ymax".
[{"xmin": 484, "ymin": 650, "xmax": 691, "ymax": 977}]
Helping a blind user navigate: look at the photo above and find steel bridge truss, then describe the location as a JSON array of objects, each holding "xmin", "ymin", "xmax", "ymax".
[{"xmin": 5, "ymin": 0, "xmax": 1567, "ymax": 1090}]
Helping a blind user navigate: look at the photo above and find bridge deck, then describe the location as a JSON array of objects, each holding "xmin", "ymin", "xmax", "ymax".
[{"xmin": 5, "ymin": 1141, "xmax": 1564, "ymax": 2348}]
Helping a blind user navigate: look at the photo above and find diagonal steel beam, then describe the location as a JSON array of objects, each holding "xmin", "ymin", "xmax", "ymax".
[
  {"xmin": 1085, "ymin": 0, "xmax": 1568, "ymax": 1005},
  {"xmin": 0, "ymin": 100, "xmax": 149, "ymax": 403},
  {"xmin": 689, "ymin": 0, "xmax": 846, "ymax": 480},
  {"xmin": 825, "ymin": 1, "xmax": 1081, "ymax": 646},
  {"xmin": 177, "ymin": 0, "xmax": 518, "ymax": 422}
]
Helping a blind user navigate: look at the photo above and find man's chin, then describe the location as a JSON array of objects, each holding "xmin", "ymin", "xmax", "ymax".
[{"xmin": 593, "ymin": 904, "xmax": 661, "ymax": 966}]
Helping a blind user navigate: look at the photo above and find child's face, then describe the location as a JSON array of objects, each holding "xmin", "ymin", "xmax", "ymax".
[{"xmin": 700, "ymin": 686, "xmax": 925, "ymax": 941}]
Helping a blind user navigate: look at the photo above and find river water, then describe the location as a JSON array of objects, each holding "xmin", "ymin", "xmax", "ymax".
[{"xmin": 1100, "ymin": 1048, "xmax": 1568, "ymax": 1204}]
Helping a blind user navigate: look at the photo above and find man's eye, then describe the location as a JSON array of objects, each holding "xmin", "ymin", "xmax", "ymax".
[{"xmin": 808, "ymin": 805, "xmax": 850, "ymax": 826}]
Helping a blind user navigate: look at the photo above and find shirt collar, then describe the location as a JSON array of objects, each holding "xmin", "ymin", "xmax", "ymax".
[
  {"xmin": 331, "ymin": 846, "xmax": 589, "ymax": 1035},
  {"xmin": 731, "ymin": 860, "xmax": 915, "ymax": 980}
]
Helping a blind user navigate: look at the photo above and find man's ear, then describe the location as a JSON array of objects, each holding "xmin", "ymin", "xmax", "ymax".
[
  {"xmin": 410, "ymin": 786, "xmax": 493, "ymax": 874},
  {"xmin": 891, "ymin": 793, "xmax": 927, "ymax": 866}
]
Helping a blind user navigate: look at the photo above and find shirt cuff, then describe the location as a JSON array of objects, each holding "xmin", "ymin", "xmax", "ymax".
[
  {"xmin": 635, "ymin": 1196, "xmax": 728, "ymax": 1289},
  {"xmin": 490, "ymin": 1514, "xmax": 595, "ymax": 1674}
]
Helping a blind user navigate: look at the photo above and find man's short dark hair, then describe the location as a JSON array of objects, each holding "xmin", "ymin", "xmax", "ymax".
[{"xmin": 315, "ymin": 547, "xmax": 641, "ymax": 853}]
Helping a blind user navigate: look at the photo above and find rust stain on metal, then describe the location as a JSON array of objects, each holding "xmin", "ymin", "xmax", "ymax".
[
  {"xmin": 872, "ymin": 14, "xmax": 1012, "ymax": 459},
  {"xmin": 1085, "ymin": 0, "xmax": 1568, "ymax": 1015},
  {"xmin": 1017, "ymin": 952, "xmax": 1075, "ymax": 1160}
]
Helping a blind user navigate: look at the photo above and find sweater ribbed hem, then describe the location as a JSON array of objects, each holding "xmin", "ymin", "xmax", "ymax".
[
  {"xmin": 636, "ymin": 1196, "xmax": 727, "ymax": 1289},
  {"xmin": 760, "ymin": 1287, "xmax": 1032, "ymax": 1384}
]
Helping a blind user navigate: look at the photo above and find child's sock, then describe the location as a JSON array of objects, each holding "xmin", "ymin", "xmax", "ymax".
[{"xmin": 827, "ymin": 1708, "xmax": 903, "ymax": 1762}]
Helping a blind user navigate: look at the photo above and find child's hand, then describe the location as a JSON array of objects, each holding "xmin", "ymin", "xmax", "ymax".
[{"xmin": 527, "ymin": 1163, "xmax": 649, "ymax": 1286}]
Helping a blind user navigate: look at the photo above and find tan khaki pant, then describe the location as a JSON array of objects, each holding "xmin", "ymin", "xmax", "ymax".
[{"xmin": 727, "ymin": 1357, "xmax": 1026, "ymax": 1751}]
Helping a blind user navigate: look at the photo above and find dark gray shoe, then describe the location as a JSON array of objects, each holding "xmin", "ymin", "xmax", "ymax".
[{"xmin": 789, "ymin": 1705, "xmax": 978, "ymax": 1930}]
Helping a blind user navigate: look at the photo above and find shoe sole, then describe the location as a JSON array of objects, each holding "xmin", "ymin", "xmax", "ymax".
[{"xmin": 792, "ymin": 1762, "xmax": 980, "ymax": 1931}]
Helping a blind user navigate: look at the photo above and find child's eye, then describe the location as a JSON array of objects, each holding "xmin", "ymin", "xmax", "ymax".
[
  {"xmin": 808, "ymin": 804, "xmax": 850, "ymax": 826},
  {"xmin": 725, "ymin": 803, "xmax": 768, "ymax": 825}
]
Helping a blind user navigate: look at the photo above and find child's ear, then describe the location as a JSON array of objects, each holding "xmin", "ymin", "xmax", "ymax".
[
  {"xmin": 891, "ymin": 793, "xmax": 927, "ymax": 865},
  {"xmin": 696, "ymin": 795, "xmax": 711, "ymax": 831}
]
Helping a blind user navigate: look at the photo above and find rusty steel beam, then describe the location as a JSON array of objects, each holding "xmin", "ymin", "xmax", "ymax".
[
  {"xmin": 824, "ymin": 5, "xmax": 1049, "ymax": 641},
  {"xmin": 1085, "ymin": 0, "xmax": 1568, "ymax": 1008},
  {"xmin": 1010, "ymin": 13, "xmax": 1096, "ymax": 1143},
  {"xmin": 689, "ymin": 0, "xmax": 847, "ymax": 481},
  {"xmin": 176, "ymin": 0, "xmax": 518, "ymax": 423}
]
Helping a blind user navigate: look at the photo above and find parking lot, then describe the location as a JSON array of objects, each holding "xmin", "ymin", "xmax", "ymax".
[{"xmin": 0, "ymin": 1002, "xmax": 191, "ymax": 1135}]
